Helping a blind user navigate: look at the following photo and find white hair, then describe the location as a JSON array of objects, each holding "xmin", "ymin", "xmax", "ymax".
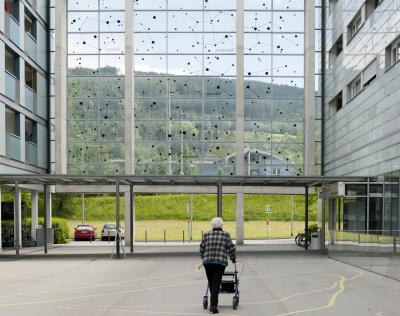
[{"xmin": 211, "ymin": 217, "xmax": 224, "ymax": 229}]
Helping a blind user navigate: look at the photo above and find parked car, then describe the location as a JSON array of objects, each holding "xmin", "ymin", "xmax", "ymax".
[
  {"xmin": 74, "ymin": 224, "xmax": 96, "ymax": 241},
  {"xmin": 101, "ymin": 223, "xmax": 124, "ymax": 241}
]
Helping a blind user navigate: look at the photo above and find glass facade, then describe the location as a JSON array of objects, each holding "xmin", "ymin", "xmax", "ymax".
[
  {"xmin": 244, "ymin": 2, "xmax": 305, "ymax": 176},
  {"xmin": 67, "ymin": 0, "xmax": 125, "ymax": 175},
  {"xmin": 66, "ymin": 0, "xmax": 306, "ymax": 176}
]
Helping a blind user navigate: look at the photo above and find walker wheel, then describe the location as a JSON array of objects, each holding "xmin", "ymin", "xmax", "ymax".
[
  {"xmin": 203, "ymin": 297, "xmax": 208, "ymax": 309},
  {"xmin": 233, "ymin": 297, "xmax": 238, "ymax": 310}
]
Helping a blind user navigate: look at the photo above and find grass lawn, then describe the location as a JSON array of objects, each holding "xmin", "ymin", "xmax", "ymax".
[{"xmin": 67, "ymin": 220, "xmax": 314, "ymax": 241}]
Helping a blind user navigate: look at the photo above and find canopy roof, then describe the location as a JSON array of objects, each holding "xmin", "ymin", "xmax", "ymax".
[{"xmin": 0, "ymin": 174, "xmax": 378, "ymax": 187}]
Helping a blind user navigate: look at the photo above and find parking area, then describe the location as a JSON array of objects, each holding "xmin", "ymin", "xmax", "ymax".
[{"xmin": 0, "ymin": 239, "xmax": 399, "ymax": 316}]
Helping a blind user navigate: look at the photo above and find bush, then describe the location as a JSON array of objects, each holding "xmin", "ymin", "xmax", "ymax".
[
  {"xmin": 2, "ymin": 218, "xmax": 70, "ymax": 244},
  {"xmin": 38, "ymin": 218, "xmax": 69, "ymax": 244}
]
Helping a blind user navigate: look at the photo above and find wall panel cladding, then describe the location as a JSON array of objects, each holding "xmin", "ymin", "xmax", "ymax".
[{"xmin": 324, "ymin": 0, "xmax": 400, "ymax": 176}]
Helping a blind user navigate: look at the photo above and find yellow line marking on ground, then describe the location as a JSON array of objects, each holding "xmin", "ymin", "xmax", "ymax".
[
  {"xmin": 276, "ymin": 274, "xmax": 346, "ymax": 316},
  {"xmin": 0, "ymin": 271, "xmax": 193, "ymax": 299},
  {"xmin": 0, "ymin": 268, "xmax": 364, "ymax": 314},
  {"xmin": 54, "ymin": 272, "xmax": 356, "ymax": 315},
  {"xmin": 0, "ymin": 280, "xmax": 205, "ymax": 307},
  {"xmin": 241, "ymin": 279, "xmax": 341, "ymax": 305}
]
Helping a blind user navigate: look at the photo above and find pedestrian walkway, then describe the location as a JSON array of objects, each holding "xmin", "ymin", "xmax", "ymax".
[{"xmin": 0, "ymin": 240, "xmax": 399, "ymax": 315}]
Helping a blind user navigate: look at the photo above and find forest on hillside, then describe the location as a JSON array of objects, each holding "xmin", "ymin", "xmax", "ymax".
[{"xmin": 67, "ymin": 66, "xmax": 306, "ymax": 175}]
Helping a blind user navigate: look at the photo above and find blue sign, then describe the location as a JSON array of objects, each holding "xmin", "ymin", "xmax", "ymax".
[{"xmin": 267, "ymin": 205, "xmax": 271, "ymax": 213}]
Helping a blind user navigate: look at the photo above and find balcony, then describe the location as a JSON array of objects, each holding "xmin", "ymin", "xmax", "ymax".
[
  {"xmin": 4, "ymin": 12, "xmax": 20, "ymax": 46},
  {"xmin": 6, "ymin": 133, "xmax": 21, "ymax": 161},
  {"xmin": 5, "ymin": 71, "xmax": 20, "ymax": 102},
  {"xmin": 24, "ymin": 32, "xmax": 37, "ymax": 62},
  {"xmin": 25, "ymin": 140, "xmax": 38, "ymax": 166},
  {"xmin": 25, "ymin": 85, "xmax": 37, "ymax": 113}
]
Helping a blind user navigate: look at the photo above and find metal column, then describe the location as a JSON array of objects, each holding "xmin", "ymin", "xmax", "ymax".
[
  {"xmin": 14, "ymin": 179, "xmax": 20, "ymax": 259},
  {"xmin": 321, "ymin": 182, "xmax": 326, "ymax": 255},
  {"xmin": 130, "ymin": 184, "xmax": 134, "ymax": 253},
  {"xmin": 44, "ymin": 185, "xmax": 48, "ymax": 254},
  {"xmin": 116, "ymin": 180, "xmax": 120, "ymax": 259},
  {"xmin": 305, "ymin": 186, "xmax": 309, "ymax": 250},
  {"xmin": 367, "ymin": 177, "xmax": 370, "ymax": 234},
  {"xmin": 217, "ymin": 180, "xmax": 222, "ymax": 218}
]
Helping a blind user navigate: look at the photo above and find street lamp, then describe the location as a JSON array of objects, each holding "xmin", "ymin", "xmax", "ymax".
[{"xmin": 76, "ymin": 135, "xmax": 85, "ymax": 224}]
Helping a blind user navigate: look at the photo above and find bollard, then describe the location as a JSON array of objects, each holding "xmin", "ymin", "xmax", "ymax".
[
  {"xmin": 202, "ymin": 230, "xmax": 203, "ymax": 239},
  {"xmin": 90, "ymin": 233, "xmax": 92, "ymax": 243},
  {"xmin": 108, "ymin": 231, "xmax": 110, "ymax": 243},
  {"xmin": 183, "ymin": 230, "xmax": 185, "ymax": 243},
  {"xmin": 164, "ymin": 230, "xmax": 166, "ymax": 243},
  {"xmin": 145, "ymin": 230, "xmax": 147, "ymax": 243}
]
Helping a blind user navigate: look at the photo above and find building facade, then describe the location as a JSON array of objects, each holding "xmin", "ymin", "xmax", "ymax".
[
  {"xmin": 0, "ymin": 0, "xmax": 53, "ymax": 175},
  {"xmin": 57, "ymin": 0, "xmax": 316, "ymax": 178}
]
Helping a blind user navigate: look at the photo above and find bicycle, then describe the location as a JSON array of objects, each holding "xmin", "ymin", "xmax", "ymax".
[{"xmin": 6, "ymin": 229, "xmax": 36, "ymax": 247}]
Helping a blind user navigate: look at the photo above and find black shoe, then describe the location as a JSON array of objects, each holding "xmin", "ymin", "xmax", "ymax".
[{"xmin": 210, "ymin": 306, "xmax": 219, "ymax": 314}]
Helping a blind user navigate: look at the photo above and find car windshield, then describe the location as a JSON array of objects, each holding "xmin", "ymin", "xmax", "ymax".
[
  {"xmin": 104, "ymin": 224, "xmax": 117, "ymax": 229},
  {"xmin": 78, "ymin": 225, "xmax": 91, "ymax": 229}
]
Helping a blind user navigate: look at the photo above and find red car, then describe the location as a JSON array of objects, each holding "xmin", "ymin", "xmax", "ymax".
[{"xmin": 74, "ymin": 224, "xmax": 96, "ymax": 241}]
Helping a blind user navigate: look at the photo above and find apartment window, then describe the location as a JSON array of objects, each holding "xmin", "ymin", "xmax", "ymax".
[
  {"xmin": 5, "ymin": 0, "xmax": 18, "ymax": 21},
  {"xmin": 329, "ymin": 91, "xmax": 342, "ymax": 117},
  {"xmin": 352, "ymin": 15, "xmax": 362, "ymax": 36},
  {"xmin": 24, "ymin": 12, "xmax": 36, "ymax": 39},
  {"xmin": 272, "ymin": 168, "xmax": 281, "ymax": 176},
  {"xmin": 365, "ymin": 0, "xmax": 379, "ymax": 20},
  {"xmin": 363, "ymin": 59, "xmax": 377, "ymax": 86},
  {"xmin": 351, "ymin": 77, "xmax": 362, "ymax": 99},
  {"xmin": 385, "ymin": 37, "xmax": 400, "ymax": 70},
  {"xmin": 329, "ymin": 35, "xmax": 343, "ymax": 66},
  {"xmin": 347, "ymin": 11, "xmax": 363, "ymax": 43},
  {"xmin": 329, "ymin": 0, "xmax": 338, "ymax": 14},
  {"xmin": 5, "ymin": 48, "xmax": 18, "ymax": 77},
  {"xmin": 25, "ymin": 62, "xmax": 37, "ymax": 91}
]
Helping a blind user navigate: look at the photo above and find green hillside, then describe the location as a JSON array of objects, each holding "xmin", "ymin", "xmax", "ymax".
[{"xmin": 28, "ymin": 192, "xmax": 317, "ymax": 222}]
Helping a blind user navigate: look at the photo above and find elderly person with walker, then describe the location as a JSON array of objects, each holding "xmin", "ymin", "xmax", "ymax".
[{"xmin": 199, "ymin": 217, "xmax": 236, "ymax": 314}]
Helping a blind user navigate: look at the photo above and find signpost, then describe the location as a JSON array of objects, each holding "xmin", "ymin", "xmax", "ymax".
[
  {"xmin": 266, "ymin": 205, "xmax": 271, "ymax": 239},
  {"xmin": 187, "ymin": 203, "xmax": 190, "ymax": 243}
]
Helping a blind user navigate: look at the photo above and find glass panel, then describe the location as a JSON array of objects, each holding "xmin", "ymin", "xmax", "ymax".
[
  {"xmin": 134, "ymin": 0, "xmax": 166, "ymax": 10},
  {"xmin": 135, "ymin": 33, "xmax": 167, "ymax": 54},
  {"xmin": 99, "ymin": 12, "xmax": 125, "ymax": 32},
  {"xmin": 68, "ymin": 12, "xmax": 98, "ymax": 32},
  {"xmin": 135, "ymin": 11, "xmax": 167, "ymax": 32},
  {"xmin": 343, "ymin": 197, "xmax": 366, "ymax": 232},
  {"xmin": 100, "ymin": 0, "xmax": 125, "ymax": 10},
  {"xmin": 68, "ymin": 0, "xmax": 98, "ymax": 11},
  {"xmin": 68, "ymin": 55, "xmax": 99, "ymax": 74},
  {"xmin": 272, "ymin": 12, "xmax": 304, "ymax": 32},
  {"xmin": 68, "ymin": 33, "xmax": 99, "ymax": 54},
  {"xmin": 244, "ymin": 0, "xmax": 272, "ymax": 10},
  {"xmin": 346, "ymin": 184, "xmax": 367, "ymax": 196}
]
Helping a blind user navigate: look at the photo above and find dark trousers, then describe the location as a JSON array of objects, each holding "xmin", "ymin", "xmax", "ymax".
[{"xmin": 204, "ymin": 264, "xmax": 226, "ymax": 307}]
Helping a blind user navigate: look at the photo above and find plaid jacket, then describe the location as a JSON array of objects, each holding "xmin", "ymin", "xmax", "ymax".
[{"xmin": 199, "ymin": 228, "xmax": 236, "ymax": 266}]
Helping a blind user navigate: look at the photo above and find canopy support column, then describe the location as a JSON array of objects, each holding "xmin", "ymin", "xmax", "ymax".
[
  {"xmin": 321, "ymin": 182, "xmax": 326, "ymax": 254},
  {"xmin": 14, "ymin": 179, "xmax": 20, "ymax": 259},
  {"xmin": 130, "ymin": 184, "xmax": 134, "ymax": 253},
  {"xmin": 44, "ymin": 185, "xmax": 48, "ymax": 254},
  {"xmin": 217, "ymin": 180, "xmax": 222, "ymax": 218},
  {"xmin": 116, "ymin": 180, "xmax": 120, "ymax": 259},
  {"xmin": 305, "ymin": 186, "xmax": 309, "ymax": 250}
]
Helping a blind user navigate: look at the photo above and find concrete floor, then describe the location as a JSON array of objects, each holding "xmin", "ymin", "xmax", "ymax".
[{"xmin": 0, "ymin": 239, "xmax": 399, "ymax": 316}]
